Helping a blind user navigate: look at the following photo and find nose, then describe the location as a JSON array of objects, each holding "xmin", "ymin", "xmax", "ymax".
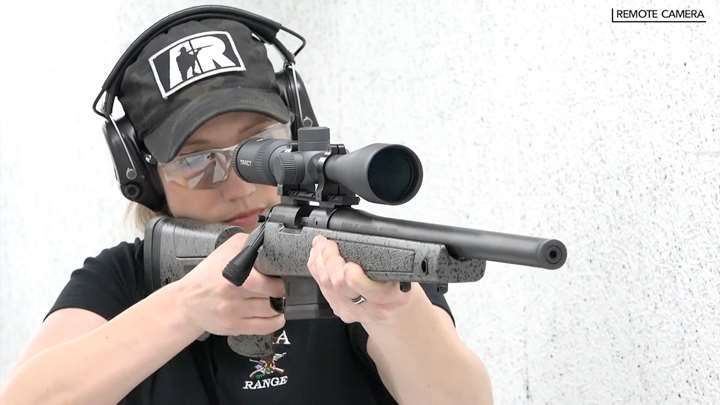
[{"xmin": 219, "ymin": 169, "xmax": 257, "ymax": 201}]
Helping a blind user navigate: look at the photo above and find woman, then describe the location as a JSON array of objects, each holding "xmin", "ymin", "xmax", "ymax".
[{"xmin": 0, "ymin": 8, "xmax": 492, "ymax": 405}]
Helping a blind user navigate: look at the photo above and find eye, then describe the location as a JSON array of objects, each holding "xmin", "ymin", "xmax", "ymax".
[{"xmin": 182, "ymin": 153, "xmax": 209, "ymax": 167}]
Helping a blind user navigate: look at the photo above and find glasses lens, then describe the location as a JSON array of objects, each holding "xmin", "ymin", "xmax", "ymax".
[
  {"xmin": 160, "ymin": 121, "xmax": 291, "ymax": 189},
  {"xmin": 185, "ymin": 152, "xmax": 230, "ymax": 189}
]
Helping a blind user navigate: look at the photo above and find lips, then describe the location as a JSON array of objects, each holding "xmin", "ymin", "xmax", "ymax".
[{"xmin": 227, "ymin": 208, "xmax": 266, "ymax": 227}]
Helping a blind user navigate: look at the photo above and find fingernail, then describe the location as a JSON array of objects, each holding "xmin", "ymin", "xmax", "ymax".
[{"xmin": 270, "ymin": 297, "xmax": 285, "ymax": 313}]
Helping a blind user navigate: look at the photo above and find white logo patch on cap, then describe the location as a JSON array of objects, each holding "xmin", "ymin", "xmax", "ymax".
[{"xmin": 149, "ymin": 31, "xmax": 246, "ymax": 99}]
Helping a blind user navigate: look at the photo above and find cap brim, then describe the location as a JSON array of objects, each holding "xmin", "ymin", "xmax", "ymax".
[{"xmin": 144, "ymin": 87, "xmax": 291, "ymax": 163}]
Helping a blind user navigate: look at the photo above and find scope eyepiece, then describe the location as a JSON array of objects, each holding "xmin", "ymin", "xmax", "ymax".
[{"xmin": 232, "ymin": 137, "xmax": 291, "ymax": 186}]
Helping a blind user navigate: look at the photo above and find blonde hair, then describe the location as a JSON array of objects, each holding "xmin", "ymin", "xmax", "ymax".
[{"xmin": 125, "ymin": 201, "xmax": 168, "ymax": 234}]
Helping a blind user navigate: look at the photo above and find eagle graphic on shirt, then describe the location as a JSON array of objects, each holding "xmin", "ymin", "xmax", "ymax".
[
  {"xmin": 241, "ymin": 330, "xmax": 291, "ymax": 390},
  {"xmin": 249, "ymin": 353, "xmax": 287, "ymax": 379}
]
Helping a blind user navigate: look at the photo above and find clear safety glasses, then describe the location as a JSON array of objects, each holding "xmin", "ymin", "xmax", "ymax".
[{"xmin": 158, "ymin": 121, "xmax": 291, "ymax": 189}]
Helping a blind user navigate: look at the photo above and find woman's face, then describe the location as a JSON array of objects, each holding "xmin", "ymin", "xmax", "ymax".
[{"xmin": 158, "ymin": 111, "xmax": 283, "ymax": 232}]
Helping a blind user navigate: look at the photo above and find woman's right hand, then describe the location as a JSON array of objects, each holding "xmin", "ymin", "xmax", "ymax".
[{"xmin": 175, "ymin": 232, "xmax": 286, "ymax": 337}]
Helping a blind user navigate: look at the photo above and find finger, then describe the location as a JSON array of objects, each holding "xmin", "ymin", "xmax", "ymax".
[
  {"xmin": 313, "ymin": 272, "xmax": 365, "ymax": 324},
  {"xmin": 312, "ymin": 240, "xmax": 331, "ymax": 287},
  {"xmin": 316, "ymin": 236, "xmax": 346, "ymax": 287},
  {"xmin": 307, "ymin": 238, "xmax": 321, "ymax": 274},
  {"xmin": 312, "ymin": 234, "xmax": 324, "ymax": 248},
  {"xmin": 207, "ymin": 232, "xmax": 248, "ymax": 267},
  {"xmin": 327, "ymin": 255, "xmax": 358, "ymax": 299},
  {"xmin": 311, "ymin": 234, "xmax": 340, "ymax": 265},
  {"xmin": 344, "ymin": 262, "xmax": 400, "ymax": 303},
  {"xmin": 237, "ymin": 297, "xmax": 285, "ymax": 318},
  {"xmin": 319, "ymin": 235, "xmax": 340, "ymax": 257},
  {"xmin": 218, "ymin": 232, "xmax": 249, "ymax": 253},
  {"xmin": 321, "ymin": 238, "xmax": 356, "ymax": 295},
  {"xmin": 232, "ymin": 315, "xmax": 286, "ymax": 336},
  {"xmin": 307, "ymin": 234, "xmax": 330, "ymax": 275},
  {"xmin": 311, "ymin": 247, "xmax": 348, "ymax": 302},
  {"xmin": 241, "ymin": 269, "xmax": 286, "ymax": 297},
  {"xmin": 327, "ymin": 256, "xmax": 367, "ymax": 302},
  {"xmin": 315, "ymin": 239, "xmax": 372, "ymax": 304}
]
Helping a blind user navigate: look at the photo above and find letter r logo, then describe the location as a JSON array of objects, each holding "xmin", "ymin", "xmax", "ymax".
[{"xmin": 148, "ymin": 31, "xmax": 246, "ymax": 98}]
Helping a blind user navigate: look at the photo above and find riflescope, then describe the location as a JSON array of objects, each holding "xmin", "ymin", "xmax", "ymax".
[{"xmin": 232, "ymin": 127, "xmax": 423, "ymax": 205}]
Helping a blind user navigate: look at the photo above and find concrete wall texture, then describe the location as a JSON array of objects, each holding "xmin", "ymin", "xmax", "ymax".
[{"xmin": 1, "ymin": 1, "xmax": 718, "ymax": 403}]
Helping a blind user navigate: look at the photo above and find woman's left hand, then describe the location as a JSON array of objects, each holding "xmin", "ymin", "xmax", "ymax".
[{"xmin": 307, "ymin": 234, "xmax": 416, "ymax": 326}]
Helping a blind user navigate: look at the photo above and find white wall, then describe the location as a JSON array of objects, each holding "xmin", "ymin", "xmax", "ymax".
[{"xmin": 1, "ymin": 1, "xmax": 718, "ymax": 403}]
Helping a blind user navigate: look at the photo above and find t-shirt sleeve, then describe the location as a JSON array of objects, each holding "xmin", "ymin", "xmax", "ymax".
[
  {"xmin": 347, "ymin": 283, "xmax": 455, "ymax": 373},
  {"xmin": 44, "ymin": 238, "xmax": 146, "ymax": 322}
]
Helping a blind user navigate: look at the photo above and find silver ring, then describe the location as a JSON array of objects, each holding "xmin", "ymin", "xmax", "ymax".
[{"xmin": 351, "ymin": 295, "xmax": 367, "ymax": 305}]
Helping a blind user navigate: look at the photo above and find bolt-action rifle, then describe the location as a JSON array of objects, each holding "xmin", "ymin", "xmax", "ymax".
[{"xmin": 144, "ymin": 126, "xmax": 567, "ymax": 358}]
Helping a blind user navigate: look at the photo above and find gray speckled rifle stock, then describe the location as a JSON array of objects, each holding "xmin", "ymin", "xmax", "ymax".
[{"xmin": 144, "ymin": 207, "xmax": 565, "ymax": 358}]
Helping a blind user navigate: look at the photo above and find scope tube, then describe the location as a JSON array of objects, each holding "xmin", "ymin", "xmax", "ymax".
[{"xmin": 233, "ymin": 137, "xmax": 424, "ymax": 205}]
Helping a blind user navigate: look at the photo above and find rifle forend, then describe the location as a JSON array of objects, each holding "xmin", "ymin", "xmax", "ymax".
[{"xmin": 144, "ymin": 205, "xmax": 566, "ymax": 357}]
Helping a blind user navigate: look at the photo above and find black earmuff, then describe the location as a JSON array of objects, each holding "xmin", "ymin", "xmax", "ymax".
[
  {"xmin": 102, "ymin": 116, "xmax": 166, "ymax": 210},
  {"xmin": 275, "ymin": 66, "xmax": 319, "ymax": 139},
  {"xmin": 93, "ymin": 5, "xmax": 318, "ymax": 211}
]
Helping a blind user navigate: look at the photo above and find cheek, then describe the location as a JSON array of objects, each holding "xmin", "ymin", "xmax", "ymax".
[
  {"xmin": 257, "ymin": 185, "xmax": 281, "ymax": 205},
  {"xmin": 161, "ymin": 180, "xmax": 222, "ymax": 219},
  {"xmin": 161, "ymin": 179, "xmax": 280, "ymax": 220}
]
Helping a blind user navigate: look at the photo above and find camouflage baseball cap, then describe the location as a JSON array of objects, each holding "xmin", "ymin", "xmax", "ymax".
[{"xmin": 118, "ymin": 18, "xmax": 291, "ymax": 163}]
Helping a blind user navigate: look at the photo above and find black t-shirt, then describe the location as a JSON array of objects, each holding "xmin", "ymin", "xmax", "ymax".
[{"xmin": 46, "ymin": 239, "xmax": 453, "ymax": 405}]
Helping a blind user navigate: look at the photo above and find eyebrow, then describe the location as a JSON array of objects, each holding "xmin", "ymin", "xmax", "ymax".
[
  {"xmin": 183, "ymin": 138, "xmax": 212, "ymax": 147},
  {"xmin": 182, "ymin": 120, "xmax": 271, "ymax": 148}
]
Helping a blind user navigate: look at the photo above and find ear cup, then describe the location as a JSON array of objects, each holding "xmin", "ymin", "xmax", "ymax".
[
  {"xmin": 275, "ymin": 67, "xmax": 317, "ymax": 140},
  {"xmin": 274, "ymin": 69, "xmax": 297, "ymax": 139},
  {"xmin": 102, "ymin": 116, "xmax": 166, "ymax": 210}
]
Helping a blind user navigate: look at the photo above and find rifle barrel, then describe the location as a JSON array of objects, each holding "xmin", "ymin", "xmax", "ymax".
[{"xmin": 327, "ymin": 208, "xmax": 566, "ymax": 269}]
